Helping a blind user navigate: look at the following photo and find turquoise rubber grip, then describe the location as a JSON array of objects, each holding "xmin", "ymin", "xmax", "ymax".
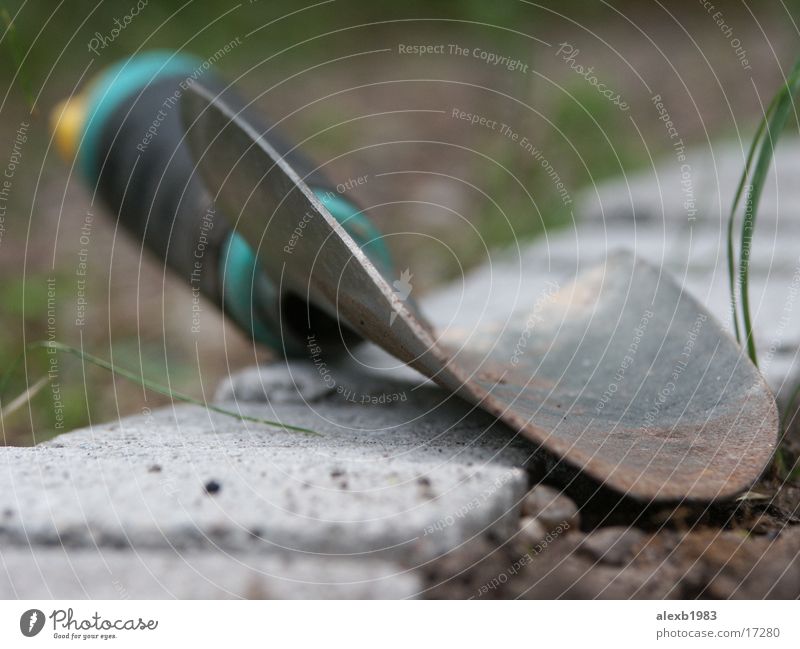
[
  {"xmin": 220, "ymin": 189, "xmax": 394, "ymax": 352},
  {"xmin": 76, "ymin": 50, "xmax": 394, "ymax": 355},
  {"xmin": 78, "ymin": 51, "xmax": 201, "ymax": 184}
]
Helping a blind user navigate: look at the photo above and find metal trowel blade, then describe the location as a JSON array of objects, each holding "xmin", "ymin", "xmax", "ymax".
[{"xmin": 181, "ymin": 84, "xmax": 777, "ymax": 502}]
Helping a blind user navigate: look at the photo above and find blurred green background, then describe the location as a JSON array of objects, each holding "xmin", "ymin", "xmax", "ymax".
[{"xmin": 0, "ymin": 0, "xmax": 797, "ymax": 444}]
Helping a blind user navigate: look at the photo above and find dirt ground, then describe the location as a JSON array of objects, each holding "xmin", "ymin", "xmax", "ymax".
[
  {"xmin": 423, "ymin": 459, "xmax": 800, "ymax": 599},
  {"xmin": 422, "ymin": 404, "xmax": 800, "ymax": 599}
]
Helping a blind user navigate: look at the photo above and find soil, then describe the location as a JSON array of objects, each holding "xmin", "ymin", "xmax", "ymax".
[{"xmin": 422, "ymin": 457, "xmax": 800, "ymax": 599}]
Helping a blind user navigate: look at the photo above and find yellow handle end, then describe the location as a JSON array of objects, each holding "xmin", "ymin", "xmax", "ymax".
[{"xmin": 50, "ymin": 94, "xmax": 87, "ymax": 163}]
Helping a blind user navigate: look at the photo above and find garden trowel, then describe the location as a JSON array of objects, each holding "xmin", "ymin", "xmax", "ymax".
[{"xmin": 53, "ymin": 52, "xmax": 777, "ymax": 502}]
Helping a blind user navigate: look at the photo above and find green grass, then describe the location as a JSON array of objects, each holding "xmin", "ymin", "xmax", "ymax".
[
  {"xmin": 728, "ymin": 55, "xmax": 800, "ymax": 366},
  {"xmin": 0, "ymin": 341, "xmax": 320, "ymax": 437},
  {"xmin": 727, "ymin": 54, "xmax": 800, "ymax": 480},
  {"xmin": 0, "ymin": 7, "xmax": 34, "ymax": 110}
]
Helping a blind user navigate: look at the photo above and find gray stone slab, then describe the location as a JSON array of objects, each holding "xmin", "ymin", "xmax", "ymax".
[
  {"xmin": 0, "ymin": 547, "xmax": 420, "ymax": 599},
  {"xmin": 1, "ymin": 389, "xmax": 531, "ymax": 597}
]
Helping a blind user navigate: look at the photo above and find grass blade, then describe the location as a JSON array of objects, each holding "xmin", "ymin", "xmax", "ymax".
[
  {"xmin": 727, "ymin": 92, "xmax": 779, "ymax": 344},
  {"xmin": 0, "ymin": 376, "xmax": 48, "ymax": 419},
  {"xmin": 0, "ymin": 340, "xmax": 319, "ymax": 436},
  {"xmin": 729, "ymin": 56, "xmax": 800, "ymax": 365}
]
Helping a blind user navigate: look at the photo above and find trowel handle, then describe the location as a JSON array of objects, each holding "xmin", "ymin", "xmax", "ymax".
[{"xmin": 50, "ymin": 51, "xmax": 390, "ymax": 354}]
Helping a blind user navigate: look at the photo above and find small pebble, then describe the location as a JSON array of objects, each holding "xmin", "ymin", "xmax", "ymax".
[
  {"xmin": 204, "ymin": 480, "xmax": 222, "ymax": 495},
  {"xmin": 521, "ymin": 484, "xmax": 580, "ymax": 530},
  {"xmin": 147, "ymin": 464, "xmax": 162, "ymax": 473},
  {"xmin": 579, "ymin": 526, "xmax": 645, "ymax": 565},
  {"xmin": 517, "ymin": 516, "xmax": 547, "ymax": 546}
]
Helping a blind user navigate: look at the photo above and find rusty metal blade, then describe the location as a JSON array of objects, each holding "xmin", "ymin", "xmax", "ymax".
[{"xmin": 181, "ymin": 84, "xmax": 777, "ymax": 502}]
